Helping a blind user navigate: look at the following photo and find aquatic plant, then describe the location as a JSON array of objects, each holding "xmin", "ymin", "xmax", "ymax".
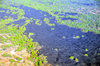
[
  {"xmin": 44, "ymin": 17, "xmax": 55, "ymax": 26},
  {"xmin": 0, "ymin": 10, "xmax": 5, "ymax": 12},
  {"xmin": 35, "ymin": 19, "xmax": 42, "ymax": 25},
  {"xmin": 85, "ymin": 48, "xmax": 88, "ymax": 51},
  {"xmin": 74, "ymin": 58, "xmax": 79, "ymax": 62},
  {"xmin": 69, "ymin": 56, "xmax": 74, "ymax": 60},
  {"xmin": 51, "ymin": 28, "xmax": 55, "ymax": 30},
  {"xmin": 84, "ymin": 54, "xmax": 88, "ymax": 56}
]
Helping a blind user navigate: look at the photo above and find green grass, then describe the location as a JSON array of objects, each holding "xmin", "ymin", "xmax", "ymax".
[
  {"xmin": 0, "ymin": 5, "xmax": 49, "ymax": 66},
  {"xmin": 0, "ymin": 35, "xmax": 7, "ymax": 43},
  {"xmin": 2, "ymin": 53, "xmax": 12, "ymax": 57},
  {"xmin": 1, "ymin": 44, "xmax": 13, "ymax": 49},
  {"xmin": 9, "ymin": 59, "xmax": 16, "ymax": 62}
]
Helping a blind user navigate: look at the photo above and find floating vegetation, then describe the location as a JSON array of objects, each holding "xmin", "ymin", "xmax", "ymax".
[
  {"xmin": 44, "ymin": 17, "xmax": 55, "ymax": 26},
  {"xmin": 85, "ymin": 48, "xmax": 88, "ymax": 51},
  {"xmin": 82, "ymin": 35, "xmax": 85, "ymax": 37},
  {"xmin": 74, "ymin": 58, "xmax": 79, "ymax": 62},
  {"xmin": 35, "ymin": 19, "xmax": 42, "ymax": 25},
  {"xmin": 84, "ymin": 54, "xmax": 88, "ymax": 56},
  {"xmin": 0, "ymin": 10, "xmax": 5, "ymax": 12},
  {"xmin": 51, "ymin": 28, "xmax": 55, "ymax": 30},
  {"xmin": 28, "ymin": 33, "xmax": 34, "ymax": 38},
  {"xmin": 69, "ymin": 56, "xmax": 74, "ymax": 60},
  {"xmin": 73, "ymin": 35, "xmax": 80, "ymax": 39}
]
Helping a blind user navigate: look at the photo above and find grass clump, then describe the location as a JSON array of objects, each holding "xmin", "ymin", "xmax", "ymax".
[
  {"xmin": 2, "ymin": 53, "xmax": 12, "ymax": 57},
  {"xmin": 0, "ymin": 35, "xmax": 7, "ymax": 43},
  {"xmin": 1, "ymin": 44, "xmax": 13, "ymax": 49},
  {"xmin": 9, "ymin": 59, "xmax": 16, "ymax": 62}
]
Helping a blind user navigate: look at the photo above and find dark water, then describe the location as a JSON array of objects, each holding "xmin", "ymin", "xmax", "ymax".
[{"xmin": 17, "ymin": 6, "xmax": 100, "ymax": 66}]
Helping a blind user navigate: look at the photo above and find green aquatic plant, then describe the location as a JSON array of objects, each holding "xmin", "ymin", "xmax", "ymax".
[
  {"xmin": 0, "ymin": 10, "xmax": 5, "ymax": 12},
  {"xmin": 75, "ymin": 36, "xmax": 80, "ymax": 38},
  {"xmin": 28, "ymin": 33, "xmax": 34, "ymax": 37},
  {"xmin": 35, "ymin": 19, "xmax": 42, "ymax": 25},
  {"xmin": 85, "ymin": 48, "xmax": 88, "ymax": 51},
  {"xmin": 82, "ymin": 35, "xmax": 84, "ymax": 37},
  {"xmin": 84, "ymin": 54, "xmax": 88, "ymax": 56},
  {"xmin": 51, "ymin": 28, "xmax": 55, "ymax": 30},
  {"xmin": 44, "ymin": 17, "xmax": 55, "ymax": 26},
  {"xmin": 74, "ymin": 58, "xmax": 79, "ymax": 62},
  {"xmin": 69, "ymin": 56, "xmax": 74, "ymax": 60}
]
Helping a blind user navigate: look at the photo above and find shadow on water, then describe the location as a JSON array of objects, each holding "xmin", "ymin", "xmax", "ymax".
[
  {"xmin": 16, "ymin": 6, "xmax": 100, "ymax": 66},
  {"xmin": 61, "ymin": 17, "xmax": 78, "ymax": 21}
]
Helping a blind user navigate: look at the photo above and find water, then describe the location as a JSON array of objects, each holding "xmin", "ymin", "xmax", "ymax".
[{"xmin": 18, "ymin": 6, "xmax": 100, "ymax": 66}]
